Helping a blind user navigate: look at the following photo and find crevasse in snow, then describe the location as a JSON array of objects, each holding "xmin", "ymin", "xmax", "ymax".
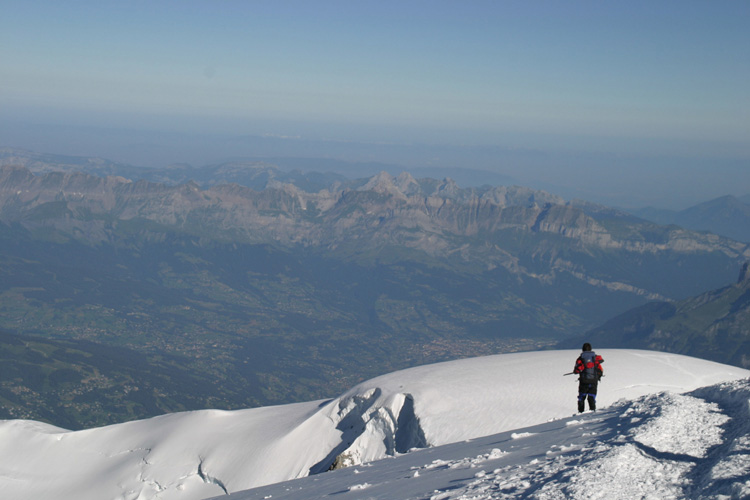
[{"xmin": 312, "ymin": 389, "xmax": 428, "ymax": 473}]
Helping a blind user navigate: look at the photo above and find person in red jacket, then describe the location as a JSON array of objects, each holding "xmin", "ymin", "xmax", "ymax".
[{"xmin": 573, "ymin": 343, "xmax": 604, "ymax": 412}]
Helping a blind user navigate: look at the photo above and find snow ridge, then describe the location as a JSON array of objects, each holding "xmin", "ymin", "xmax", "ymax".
[
  {"xmin": 228, "ymin": 379, "xmax": 750, "ymax": 500},
  {"xmin": 441, "ymin": 381, "xmax": 750, "ymax": 500},
  {"xmin": 687, "ymin": 380, "xmax": 750, "ymax": 498},
  {"xmin": 1, "ymin": 350, "xmax": 748, "ymax": 500}
]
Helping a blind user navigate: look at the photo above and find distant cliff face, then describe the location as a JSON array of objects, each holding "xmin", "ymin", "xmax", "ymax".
[
  {"xmin": 1, "ymin": 165, "xmax": 746, "ymax": 255},
  {"xmin": 1, "ymin": 165, "xmax": 748, "ymax": 299}
]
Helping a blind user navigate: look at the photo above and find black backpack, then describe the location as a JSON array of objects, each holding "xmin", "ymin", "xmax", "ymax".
[{"xmin": 579, "ymin": 351, "xmax": 601, "ymax": 382}]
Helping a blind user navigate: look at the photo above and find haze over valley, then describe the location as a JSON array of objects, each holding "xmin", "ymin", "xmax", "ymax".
[{"xmin": 0, "ymin": 151, "xmax": 748, "ymax": 429}]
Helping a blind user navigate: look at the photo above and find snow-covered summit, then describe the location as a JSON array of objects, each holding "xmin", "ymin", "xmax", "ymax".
[{"xmin": 0, "ymin": 349, "xmax": 747, "ymax": 500}]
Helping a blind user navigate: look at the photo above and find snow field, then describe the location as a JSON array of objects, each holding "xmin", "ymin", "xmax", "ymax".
[{"xmin": 0, "ymin": 350, "xmax": 748, "ymax": 500}]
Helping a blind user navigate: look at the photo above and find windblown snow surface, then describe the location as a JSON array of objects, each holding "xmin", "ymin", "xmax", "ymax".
[{"xmin": 0, "ymin": 350, "xmax": 748, "ymax": 500}]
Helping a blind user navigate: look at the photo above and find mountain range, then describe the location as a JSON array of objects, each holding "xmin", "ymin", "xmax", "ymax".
[
  {"xmin": 631, "ymin": 194, "xmax": 750, "ymax": 243},
  {"xmin": 1, "ymin": 150, "xmax": 749, "ymax": 428},
  {"xmin": 0, "ymin": 147, "xmax": 516, "ymax": 192}
]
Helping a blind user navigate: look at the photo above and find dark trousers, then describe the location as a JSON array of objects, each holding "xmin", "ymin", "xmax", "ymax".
[{"xmin": 577, "ymin": 381, "xmax": 598, "ymax": 412}]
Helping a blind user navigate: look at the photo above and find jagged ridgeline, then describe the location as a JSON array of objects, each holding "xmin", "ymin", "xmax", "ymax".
[{"xmin": 0, "ymin": 159, "xmax": 748, "ymax": 427}]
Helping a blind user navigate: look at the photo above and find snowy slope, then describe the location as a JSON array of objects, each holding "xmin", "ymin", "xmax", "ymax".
[
  {"xmin": 0, "ymin": 350, "xmax": 747, "ymax": 500},
  {"xmin": 222, "ymin": 378, "xmax": 750, "ymax": 500}
]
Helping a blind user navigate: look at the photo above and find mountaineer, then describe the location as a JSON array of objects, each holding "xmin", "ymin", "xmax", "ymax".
[{"xmin": 573, "ymin": 343, "xmax": 604, "ymax": 412}]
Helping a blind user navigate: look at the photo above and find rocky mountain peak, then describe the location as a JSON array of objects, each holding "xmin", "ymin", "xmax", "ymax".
[
  {"xmin": 358, "ymin": 171, "xmax": 407, "ymax": 199},
  {"xmin": 436, "ymin": 178, "xmax": 460, "ymax": 198},
  {"xmin": 394, "ymin": 172, "xmax": 420, "ymax": 195}
]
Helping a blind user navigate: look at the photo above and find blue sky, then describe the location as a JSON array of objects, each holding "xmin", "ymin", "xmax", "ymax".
[{"xmin": 1, "ymin": 1, "xmax": 749, "ymax": 206}]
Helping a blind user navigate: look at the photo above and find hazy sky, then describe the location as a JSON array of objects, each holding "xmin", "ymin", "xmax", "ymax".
[{"xmin": 1, "ymin": 1, "xmax": 749, "ymax": 207}]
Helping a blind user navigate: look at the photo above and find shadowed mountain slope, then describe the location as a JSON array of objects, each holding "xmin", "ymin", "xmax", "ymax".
[{"xmin": 563, "ymin": 263, "xmax": 750, "ymax": 368}]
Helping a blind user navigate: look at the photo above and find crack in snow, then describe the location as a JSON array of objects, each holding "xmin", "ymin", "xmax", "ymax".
[{"xmin": 197, "ymin": 457, "xmax": 229, "ymax": 496}]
